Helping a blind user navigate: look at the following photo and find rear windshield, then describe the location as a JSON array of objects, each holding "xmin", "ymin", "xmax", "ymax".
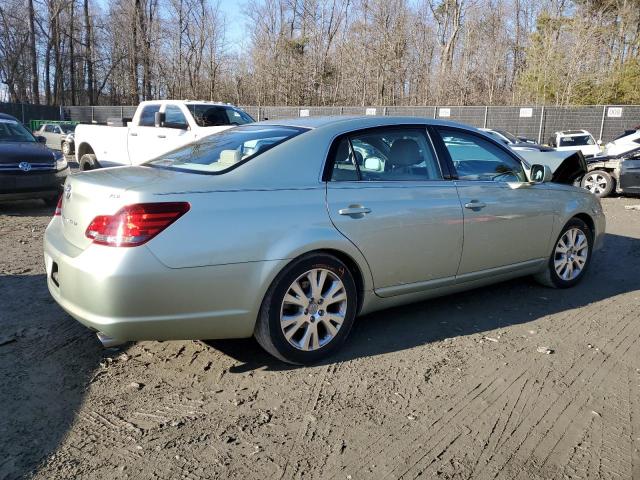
[
  {"xmin": 559, "ymin": 135, "xmax": 594, "ymax": 146},
  {"xmin": 0, "ymin": 118, "xmax": 36, "ymax": 142},
  {"xmin": 146, "ymin": 125, "xmax": 306, "ymax": 174},
  {"xmin": 187, "ymin": 105, "xmax": 254, "ymax": 127}
]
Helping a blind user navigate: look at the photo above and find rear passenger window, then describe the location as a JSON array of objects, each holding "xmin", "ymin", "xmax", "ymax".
[
  {"xmin": 330, "ymin": 138, "xmax": 359, "ymax": 181},
  {"xmin": 139, "ymin": 105, "xmax": 161, "ymax": 127},
  {"xmin": 329, "ymin": 128, "xmax": 442, "ymax": 181}
]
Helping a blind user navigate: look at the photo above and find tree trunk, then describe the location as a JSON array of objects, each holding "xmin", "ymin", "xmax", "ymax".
[
  {"xmin": 27, "ymin": 0, "xmax": 39, "ymax": 104},
  {"xmin": 84, "ymin": 0, "xmax": 94, "ymax": 104}
]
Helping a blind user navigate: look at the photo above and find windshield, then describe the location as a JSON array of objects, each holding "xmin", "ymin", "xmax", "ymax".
[
  {"xmin": 0, "ymin": 119, "xmax": 36, "ymax": 142},
  {"xmin": 559, "ymin": 135, "xmax": 594, "ymax": 147},
  {"xmin": 496, "ymin": 130, "xmax": 519, "ymax": 143},
  {"xmin": 187, "ymin": 105, "xmax": 254, "ymax": 127},
  {"xmin": 483, "ymin": 130, "xmax": 510, "ymax": 144},
  {"xmin": 146, "ymin": 125, "xmax": 306, "ymax": 174}
]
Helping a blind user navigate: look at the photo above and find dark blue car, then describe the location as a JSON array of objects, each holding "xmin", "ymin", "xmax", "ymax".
[{"xmin": 0, "ymin": 113, "xmax": 69, "ymax": 205}]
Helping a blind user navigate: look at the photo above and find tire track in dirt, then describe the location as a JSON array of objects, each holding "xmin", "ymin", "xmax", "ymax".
[
  {"xmin": 278, "ymin": 363, "xmax": 337, "ymax": 479},
  {"xmin": 322, "ymin": 292, "xmax": 639, "ymax": 479}
]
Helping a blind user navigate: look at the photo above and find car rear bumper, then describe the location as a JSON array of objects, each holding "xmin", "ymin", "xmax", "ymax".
[
  {"xmin": 0, "ymin": 168, "xmax": 68, "ymax": 199},
  {"xmin": 44, "ymin": 216, "xmax": 286, "ymax": 342}
]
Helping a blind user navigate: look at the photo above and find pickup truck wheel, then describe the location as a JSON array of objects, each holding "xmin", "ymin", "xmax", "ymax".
[
  {"xmin": 581, "ymin": 170, "xmax": 614, "ymax": 197},
  {"xmin": 62, "ymin": 141, "xmax": 72, "ymax": 156},
  {"xmin": 79, "ymin": 154, "xmax": 99, "ymax": 171}
]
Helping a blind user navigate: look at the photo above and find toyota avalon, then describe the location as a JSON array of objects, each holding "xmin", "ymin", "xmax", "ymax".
[{"xmin": 44, "ymin": 117, "xmax": 605, "ymax": 364}]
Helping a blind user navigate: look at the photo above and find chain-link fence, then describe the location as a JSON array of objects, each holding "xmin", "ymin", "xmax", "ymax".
[
  {"xmin": 3, "ymin": 102, "xmax": 638, "ymax": 143},
  {"xmin": 0, "ymin": 102, "xmax": 61, "ymax": 125}
]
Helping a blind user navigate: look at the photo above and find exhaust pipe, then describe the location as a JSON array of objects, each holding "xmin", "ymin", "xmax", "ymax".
[{"xmin": 96, "ymin": 331, "xmax": 126, "ymax": 349}]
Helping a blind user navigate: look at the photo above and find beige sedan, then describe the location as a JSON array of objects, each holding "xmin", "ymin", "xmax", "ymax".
[{"xmin": 44, "ymin": 117, "xmax": 605, "ymax": 364}]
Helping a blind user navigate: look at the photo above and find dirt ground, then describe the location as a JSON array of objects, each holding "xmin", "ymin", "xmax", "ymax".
[{"xmin": 1, "ymin": 196, "xmax": 639, "ymax": 480}]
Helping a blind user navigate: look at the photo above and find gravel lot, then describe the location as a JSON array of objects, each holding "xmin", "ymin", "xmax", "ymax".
[{"xmin": 1, "ymin": 196, "xmax": 639, "ymax": 480}]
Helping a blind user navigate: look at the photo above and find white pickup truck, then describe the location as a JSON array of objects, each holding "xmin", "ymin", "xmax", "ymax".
[{"xmin": 74, "ymin": 100, "xmax": 255, "ymax": 170}]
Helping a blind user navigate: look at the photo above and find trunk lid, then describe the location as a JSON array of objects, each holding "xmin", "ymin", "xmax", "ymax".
[{"xmin": 60, "ymin": 167, "xmax": 176, "ymax": 250}]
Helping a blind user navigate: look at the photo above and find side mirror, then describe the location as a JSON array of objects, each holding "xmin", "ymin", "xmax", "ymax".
[
  {"xmin": 36, "ymin": 135, "xmax": 47, "ymax": 143},
  {"xmin": 530, "ymin": 164, "xmax": 553, "ymax": 183},
  {"xmin": 597, "ymin": 139, "xmax": 603, "ymax": 146},
  {"xmin": 364, "ymin": 157, "xmax": 383, "ymax": 171},
  {"xmin": 154, "ymin": 111, "xmax": 165, "ymax": 128}
]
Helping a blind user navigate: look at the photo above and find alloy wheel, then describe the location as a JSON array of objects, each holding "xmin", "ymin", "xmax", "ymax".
[
  {"xmin": 583, "ymin": 173, "xmax": 608, "ymax": 195},
  {"xmin": 280, "ymin": 268, "xmax": 348, "ymax": 351},
  {"xmin": 554, "ymin": 227, "xmax": 589, "ymax": 281}
]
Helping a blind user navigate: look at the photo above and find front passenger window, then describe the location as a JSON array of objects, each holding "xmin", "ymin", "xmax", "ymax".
[
  {"xmin": 139, "ymin": 105, "xmax": 161, "ymax": 127},
  {"xmin": 438, "ymin": 128, "xmax": 526, "ymax": 182},
  {"xmin": 164, "ymin": 105, "xmax": 188, "ymax": 129}
]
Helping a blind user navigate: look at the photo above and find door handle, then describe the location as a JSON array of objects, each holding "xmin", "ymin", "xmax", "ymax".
[
  {"xmin": 129, "ymin": 132, "xmax": 138, "ymax": 137},
  {"xmin": 464, "ymin": 201, "xmax": 487, "ymax": 209},
  {"xmin": 157, "ymin": 134, "xmax": 166, "ymax": 139},
  {"xmin": 338, "ymin": 205, "xmax": 371, "ymax": 216}
]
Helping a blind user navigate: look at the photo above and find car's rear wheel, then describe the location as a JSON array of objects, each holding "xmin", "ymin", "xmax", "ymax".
[
  {"xmin": 534, "ymin": 218, "xmax": 593, "ymax": 288},
  {"xmin": 581, "ymin": 170, "xmax": 614, "ymax": 197},
  {"xmin": 254, "ymin": 253, "xmax": 357, "ymax": 364},
  {"xmin": 79, "ymin": 153, "xmax": 99, "ymax": 171}
]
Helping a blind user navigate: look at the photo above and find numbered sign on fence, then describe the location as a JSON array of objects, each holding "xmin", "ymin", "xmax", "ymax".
[
  {"xmin": 519, "ymin": 107, "xmax": 533, "ymax": 118},
  {"xmin": 607, "ymin": 107, "xmax": 623, "ymax": 118},
  {"xmin": 299, "ymin": 109, "xmax": 310, "ymax": 117},
  {"xmin": 365, "ymin": 108, "xmax": 377, "ymax": 116},
  {"xmin": 438, "ymin": 108, "xmax": 451, "ymax": 117}
]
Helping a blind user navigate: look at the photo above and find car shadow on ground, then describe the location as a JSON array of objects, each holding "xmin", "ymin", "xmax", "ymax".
[
  {"xmin": 0, "ymin": 273, "xmax": 103, "ymax": 479},
  {"xmin": 206, "ymin": 232, "xmax": 640, "ymax": 372},
  {"xmin": 0, "ymin": 199, "xmax": 56, "ymax": 218}
]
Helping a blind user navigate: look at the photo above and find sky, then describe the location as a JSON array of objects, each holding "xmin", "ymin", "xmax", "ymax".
[{"xmin": 218, "ymin": 0, "xmax": 249, "ymax": 53}]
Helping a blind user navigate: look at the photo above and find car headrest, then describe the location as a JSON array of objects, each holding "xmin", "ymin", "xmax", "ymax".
[{"xmin": 389, "ymin": 139, "xmax": 421, "ymax": 167}]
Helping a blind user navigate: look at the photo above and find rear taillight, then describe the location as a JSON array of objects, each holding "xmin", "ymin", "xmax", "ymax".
[
  {"xmin": 85, "ymin": 202, "xmax": 190, "ymax": 247},
  {"xmin": 54, "ymin": 195, "xmax": 63, "ymax": 216}
]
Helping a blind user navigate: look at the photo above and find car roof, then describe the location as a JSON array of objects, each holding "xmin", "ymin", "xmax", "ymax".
[
  {"xmin": 257, "ymin": 115, "xmax": 474, "ymax": 130},
  {"xmin": 0, "ymin": 113, "xmax": 19, "ymax": 121},
  {"xmin": 557, "ymin": 129, "xmax": 590, "ymax": 136},
  {"xmin": 138, "ymin": 100, "xmax": 240, "ymax": 107}
]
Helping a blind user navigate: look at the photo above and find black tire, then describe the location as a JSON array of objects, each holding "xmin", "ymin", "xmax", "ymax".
[
  {"xmin": 62, "ymin": 141, "xmax": 72, "ymax": 156},
  {"xmin": 534, "ymin": 218, "xmax": 593, "ymax": 289},
  {"xmin": 254, "ymin": 252, "xmax": 358, "ymax": 365},
  {"xmin": 79, "ymin": 153, "xmax": 99, "ymax": 171},
  {"xmin": 581, "ymin": 170, "xmax": 614, "ymax": 198},
  {"xmin": 42, "ymin": 195, "xmax": 59, "ymax": 207}
]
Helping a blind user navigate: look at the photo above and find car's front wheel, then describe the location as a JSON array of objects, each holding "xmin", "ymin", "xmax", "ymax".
[
  {"xmin": 62, "ymin": 141, "xmax": 72, "ymax": 156},
  {"xmin": 255, "ymin": 253, "xmax": 357, "ymax": 364},
  {"xmin": 581, "ymin": 170, "xmax": 614, "ymax": 197},
  {"xmin": 534, "ymin": 218, "xmax": 593, "ymax": 288}
]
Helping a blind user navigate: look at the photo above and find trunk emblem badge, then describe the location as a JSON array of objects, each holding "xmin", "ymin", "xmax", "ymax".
[
  {"xmin": 64, "ymin": 184, "xmax": 72, "ymax": 200},
  {"xmin": 18, "ymin": 162, "xmax": 31, "ymax": 172}
]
